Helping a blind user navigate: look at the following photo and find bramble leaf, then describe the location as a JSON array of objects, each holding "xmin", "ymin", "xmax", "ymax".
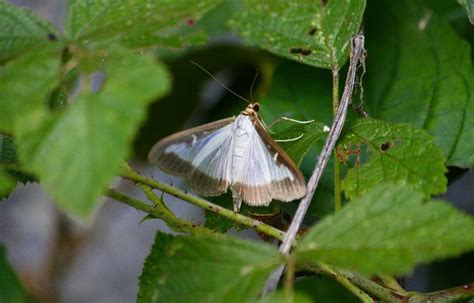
[
  {"xmin": 229, "ymin": 0, "xmax": 366, "ymax": 69},
  {"xmin": 365, "ymin": 0, "xmax": 474, "ymax": 168},
  {"xmin": 273, "ymin": 121, "xmax": 328, "ymax": 166},
  {"xmin": 0, "ymin": 1, "xmax": 61, "ymax": 61},
  {"xmin": 295, "ymin": 183, "xmax": 474, "ymax": 275},
  {"xmin": 0, "ymin": 47, "xmax": 62, "ymax": 133},
  {"xmin": 340, "ymin": 119, "xmax": 447, "ymax": 200},
  {"xmin": 137, "ymin": 232, "xmax": 282, "ymax": 303},
  {"xmin": 16, "ymin": 46, "xmax": 170, "ymax": 218},
  {"xmin": 67, "ymin": 0, "xmax": 223, "ymax": 49}
]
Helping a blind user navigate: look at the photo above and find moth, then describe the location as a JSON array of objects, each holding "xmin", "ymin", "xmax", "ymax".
[
  {"xmin": 148, "ymin": 102, "xmax": 307, "ymax": 212},
  {"xmin": 148, "ymin": 66, "xmax": 306, "ymax": 212}
]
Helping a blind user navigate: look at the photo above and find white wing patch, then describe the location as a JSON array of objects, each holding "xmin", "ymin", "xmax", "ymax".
[
  {"xmin": 232, "ymin": 116, "xmax": 293, "ymax": 185},
  {"xmin": 164, "ymin": 124, "xmax": 234, "ymax": 181}
]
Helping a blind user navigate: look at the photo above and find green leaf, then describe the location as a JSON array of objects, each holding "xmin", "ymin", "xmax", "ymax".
[
  {"xmin": 294, "ymin": 275, "xmax": 359, "ymax": 303},
  {"xmin": 273, "ymin": 121, "xmax": 328, "ymax": 166},
  {"xmin": 205, "ymin": 193, "xmax": 235, "ymax": 233},
  {"xmin": 0, "ymin": 170, "xmax": 16, "ymax": 200},
  {"xmin": 66, "ymin": 0, "xmax": 223, "ymax": 49},
  {"xmin": 0, "ymin": 47, "xmax": 62, "ymax": 133},
  {"xmin": 229, "ymin": 0, "xmax": 366, "ymax": 69},
  {"xmin": 365, "ymin": 0, "xmax": 474, "ymax": 168},
  {"xmin": 0, "ymin": 1, "xmax": 61, "ymax": 61},
  {"xmin": 16, "ymin": 46, "xmax": 170, "ymax": 218},
  {"xmin": 458, "ymin": 0, "xmax": 474, "ymax": 23},
  {"xmin": 340, "ymin": 119, "xmax": 447, "ymax": 200},
  {"xmin": 0, "ymin": 246, "xmax": 30, "ymax": 303},
  {"xmin": 137, "ymin": 232, "xmax": 282, "ymax": 303},
  {"xmin": 295, "ymin": 183, "xmax": 474, "ymax": 275}
]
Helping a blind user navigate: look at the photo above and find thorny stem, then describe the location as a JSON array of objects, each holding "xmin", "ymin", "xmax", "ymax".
[
  {"xmin": 262, "ymin": 34, "xmax": 367, "ymax": 295},
  {"xmin": 332, "ymin": 68, "xmax": 342, "ymax": 212},
  {"xmin": 106, "ymin": 189, "xmax": 214, "ymax": 236},
  {"xmin": 305, "ymin": 263, "xmax": 474, "ymax": 303},
  {"xmin": 119, "ymin": 163, "xmax": 285, "ymax": 241}
]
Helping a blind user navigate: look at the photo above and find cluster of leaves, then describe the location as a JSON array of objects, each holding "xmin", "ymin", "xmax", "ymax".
[{"xmin": 1, "ymin": 0, "xmax": 474, "ymax": 302}]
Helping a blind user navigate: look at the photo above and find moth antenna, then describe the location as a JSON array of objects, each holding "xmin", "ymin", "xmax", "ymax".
[
  {"xmin": 190, "ymin": 61, "xmax": 251, "ymax": 104},
  {"xmin": 249, "ymin": 69, "xmax": 259, "ymax": 102}
]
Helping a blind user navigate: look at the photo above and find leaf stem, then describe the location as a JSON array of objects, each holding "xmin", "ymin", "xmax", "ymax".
[
  {"xmin": 407, "ymin": 284, "xmax": 474, "ymax": 303},
  {"xmin": 332, "ymin": 68, "xmax": 342, "ymax": 212},
  {"xmin": 318, "ymin": 264, "xmax": 375, "ymax": 303},
  {"xmin": 119, "ymin": 163, "xmax": 285, "ymax": 241},
  {"xmin": 106, "ymin": 189, "xmax": 214, "ymax": 236}
]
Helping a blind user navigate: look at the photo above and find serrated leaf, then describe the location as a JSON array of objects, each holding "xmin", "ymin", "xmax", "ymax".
[
  {"xmin": 0, "ymin": 170, "xmax": 16, "ymax": 200},
  {"xmin": 16, "ymin": 46, "xmax": 170, "ymax": 218},
  {"xmin": 273, "ymin": 121, "xmax": 328, "ymax": 166},
  {"xmin": 0, "ymin": 246, "xmax": 30, "ymax": 303},
  {"xmin": 340, "ymin": 119, "xmax": 447, "ymax": 200},
  {"xmin": 0, "ymin": 1, "xmax": 61, "ymax": 61},
  {"xmin": 137, "ymin": 232, "xmax": 282, "ymax": 303},
  {"xmin": 295, "ymin": 183, "xmax": 474, "ymax": 275},
  {"xmin": 66, "ymin": 0, "xmax": 223, "ymax": 49},
  {"xmin": 458, "ymin": 0, "xmax": 474, "ymax": 23},
  {"xmin": 365, "ymin": 0, "xmax": 474, "ymax": 168},
  {"xmin": 0, "ymin": 47, "xmax": 62, "ymax": 133},
  {"xmin": 229, "ymin": 0, "xmax": 366, "ymax": 69}
]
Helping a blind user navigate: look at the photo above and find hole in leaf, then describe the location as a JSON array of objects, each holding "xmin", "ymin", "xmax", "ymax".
[
  {"xmin": 47, "ymin": 33, "xmax": 57, "ymax": 41},
  {"xmin": 380, "ymin": 142, "xmax": 392, "ymax": 152},
  {"xmin": 289, "ymin": 48, "xmax": 312, "ymax": 56},
  {"xmin": 308, "ymin": 27, "xmax": 317, "ymax": 36}
]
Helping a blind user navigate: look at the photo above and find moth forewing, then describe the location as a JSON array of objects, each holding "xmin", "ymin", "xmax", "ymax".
[
  {"xmin": 147, "ymin": 117, "xmax": 235, "ymax": 196},
  {"xmin": 148, "ymin": 103, "xmax": 307, "ymax": 212}
]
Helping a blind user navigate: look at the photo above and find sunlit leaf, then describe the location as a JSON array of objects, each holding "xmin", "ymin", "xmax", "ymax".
[
  {"xmin": 296, "ymin": 183, "xmax": 474, "ymax": 274},
  {"xmin": 230, "ymin": 0, "xmax": 366, "ymax": 69}
]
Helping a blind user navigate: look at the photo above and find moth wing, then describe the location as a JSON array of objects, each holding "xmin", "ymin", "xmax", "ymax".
[
  {"xmin": 231, "ymin": 119, "xmax": 306, "ymax": 206},
  {"xmin": 148, "ymin": 117, "xmax": 235, "ymax": 196}
]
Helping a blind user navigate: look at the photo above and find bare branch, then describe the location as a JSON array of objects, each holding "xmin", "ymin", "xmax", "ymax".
[{"xmin": 262, "ymin": 34, "xmax": 367, "ymax": 294}]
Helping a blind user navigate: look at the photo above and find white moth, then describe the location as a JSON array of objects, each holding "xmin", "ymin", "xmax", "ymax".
[{"xmin": 148, "ymin": 102, "xmax": 306, "ymax": 212}]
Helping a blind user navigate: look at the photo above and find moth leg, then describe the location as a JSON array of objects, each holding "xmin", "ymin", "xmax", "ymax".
[
  {"xmin": 232, "ymin": 195, "xmax": 243, "ymax": 212},
  {"xmin": 274, "ymin": 133, "xmax": 304, "ymax": 142},
  {"xmin": 267, "ymin": 116, "xmax": 314, "ymax": 129}
]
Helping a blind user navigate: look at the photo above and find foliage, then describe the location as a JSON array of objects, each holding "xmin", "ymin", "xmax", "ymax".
[
  {"xmin": 137, "ymin": 232, "xmax": 282, "ymax": 303},
  {"xmin": 1, "ymin": 0, "xmax": 473, "ymax": 302}
]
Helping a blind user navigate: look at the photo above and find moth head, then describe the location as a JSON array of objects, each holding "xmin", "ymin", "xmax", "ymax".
[{"xmin": 243, "ymin": 103, "xmax": 260, "ymax": 116}]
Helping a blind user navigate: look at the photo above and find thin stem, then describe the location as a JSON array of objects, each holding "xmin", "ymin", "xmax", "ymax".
[
  {"xmin": 319, "ymin": 264, "xmax": 375, "ymax": 303},
  {"xmin": 334, "ymin": 268, "xmax": 405, "ymax": 303},
  {"xmin": 106, "ymin": 189, "xmax": 214, "ymax": 236},
  {"xmin": 407, "ymin": 284, "xmax": 474, "ymax": 303},
  {"xmin": 120, "ymin": 163, "xmax": 285, "ymax": 241},
  {"xmin": 332, "ymin": 68, "xmax": 342, "ymax": 212},
  {"xmin": 378, "ymin": 275, "xmax": 407, "ymax": 295}
]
